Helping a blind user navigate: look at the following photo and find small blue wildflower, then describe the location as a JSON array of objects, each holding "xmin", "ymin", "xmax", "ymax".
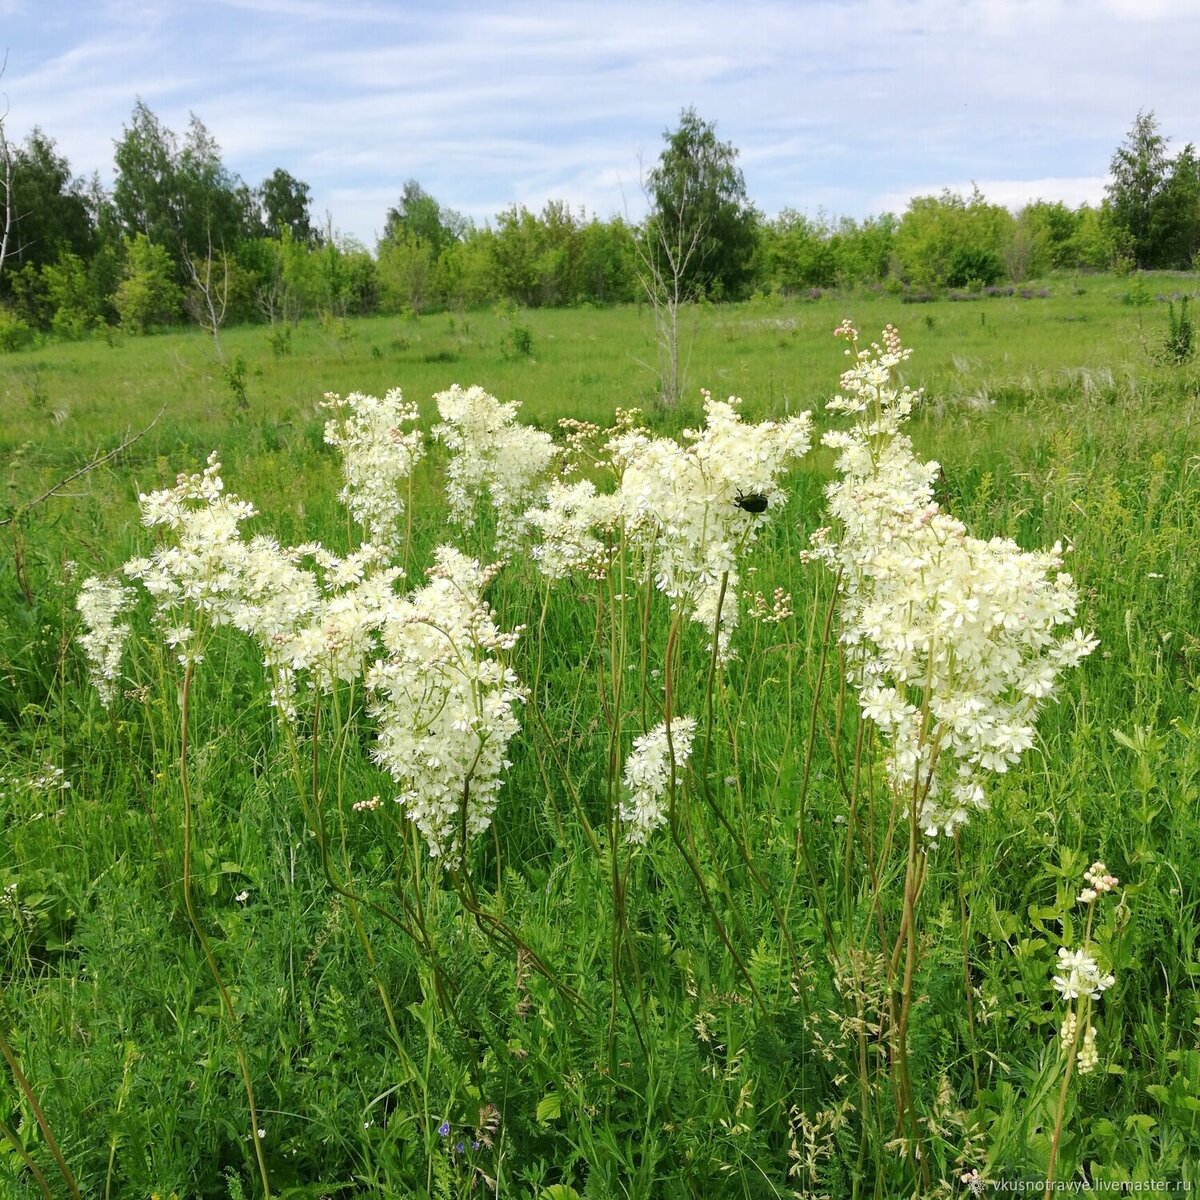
[
  {"xmin": 437, "ymin": 1120, "xmax": 451, "ymax": 1137},
  {"xmin": 455, "ymin": 1141, "xmax": 465, "ymax": 1154}
]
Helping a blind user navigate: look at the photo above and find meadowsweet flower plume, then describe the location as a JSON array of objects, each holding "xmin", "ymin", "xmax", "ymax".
[
  {"xmin": 611, "ymin": 391, "xmax": 812, "ymax": 659},
  {"xmin": 526, "ymin": 394, "xmax": 811, "ymax": 662},
  {"xmin": 620, "ymin": 716, "xmax": 698, "ymax": 844},
  {"xmin": 76, "ymin": 577, "xmax": 137, "ymax": 707},
  {"xmin": 433, "ymin": 384, "xmax": 557, "ymax": 554},
  {"xmin": 525, "ymin": 479, "xmax": 622, "ymax": 580},
  {"xmin": 86, "ymin": 454, "xmax": 409, "ymax": 716},
  {"xmin": 322, "ymin": 388, "xmax": 425, "ymax": 550},
  {"xmin": 815, "ymin": 324, "xmax": 1098, "ymax": 835},
  {"xmin": 366, "ymin": 546, "xmax": 524, "ymax": 862}
]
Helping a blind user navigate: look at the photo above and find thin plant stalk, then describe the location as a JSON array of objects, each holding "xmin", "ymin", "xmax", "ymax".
[
  {"xmin": 177, "ymin": 662, "xmax": 273, "ymax": 1199},
  {"xmin": 0, "ymin": 1011, "xmax": 82, "ymax": 1200},
  {"xmin": 0, "ymin": 1113, "xmax": 55, "ymax": 1200}
]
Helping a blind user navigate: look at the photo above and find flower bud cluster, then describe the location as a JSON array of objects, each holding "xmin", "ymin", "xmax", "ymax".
[
  {"xmin": 816, "ymin": 325, "xmax": 1097, "ymax": 836},
  {"xmin": 620, "ymin": 716, "xmax": 697, "ymax": 844},
  {"xmin": 1078, "ymin": 860, "xmax": 1119, "ymax": 904},
  {"xmin": 1058, "ymin": 1011, "xmax": 1100, "ymax": 1074},
  {"xmin": 366, "ymin": 547, "xmax": 523, "ymax": 862},
  {"xmin": 433, "ymin": 384, "xmax": 557, "ymax": 554},
  {"xmin": 322, "ymin": 389, "xmax": 424, "ymax": 549}
]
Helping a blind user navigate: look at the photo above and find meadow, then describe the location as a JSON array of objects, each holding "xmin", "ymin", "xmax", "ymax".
[{"xmin": 1, "ymin": 272, "xmax": 1198, "ymax": 1199}]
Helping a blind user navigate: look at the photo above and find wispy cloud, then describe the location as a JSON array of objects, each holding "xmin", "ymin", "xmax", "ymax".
[{"xmin": 1, "ymin": 0, "xmax": 1196, "ymax": 245}]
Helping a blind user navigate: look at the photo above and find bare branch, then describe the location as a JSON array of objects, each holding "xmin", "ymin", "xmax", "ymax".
[
  {"xmin": 182, "ymin": 226, "xmax": 230, "ymax": 360},
  {"xmin": 0, "ymin": 406, "xmax": 166, "ymax": 528},
  {"xmin": 627, "ymin": 154, "xmax": 707, "ymax": 407},
  {"xmin": 0, "ymin": 52, "xmax": 13, "ymax": 284}
]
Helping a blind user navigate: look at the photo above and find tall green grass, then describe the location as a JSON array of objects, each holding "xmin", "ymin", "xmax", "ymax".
[{"xmin": 1, "ymin": 273, "xmax": 1198, "ymax": 1197}]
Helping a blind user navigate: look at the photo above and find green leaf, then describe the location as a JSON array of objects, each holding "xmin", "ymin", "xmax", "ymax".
[{"xmin": 536, "ymin": 1092, "xmax": 562, "ymax": 1125}]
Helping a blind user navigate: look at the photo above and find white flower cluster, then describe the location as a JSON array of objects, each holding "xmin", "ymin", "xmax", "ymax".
[
  {"xmin": 120, "ymin": 456, "xmax": 427, "ymax": 715},
  {"xmin": 432, "ymin": 384, "xmax": 557, "ymax": 554},
  {"xmin": 527, "ymin": 393, "xmax": 812, "ymax": 660},
  {"xmin": 322, "ymin": 388, "xmax": 425, "ymax": 549},
  {"xmin": 525, "ymin": 479, "xmax": 621, "ymax": 580},
  {"xmin": 366, "ymin": 547, "xmax": 523, "ymax": 862},
  {"xmin": 815, "ymin": 324, "xmax": 1097, "ymax": 836},
  {"xmin": 612, "ymin": 392, "xmax": 812, "ymax": 659},
  {"xmin": 1052, "ymin": 946, "xmax": 1115, "ymax": 1001},
  {"xmin": 76, "ymin": 575, "xmax": 137, "ymax": 707},
  {"xmin": 1051, "ymin": 859, "xmax": 1119, "ymax": 1073},
  {"xmin": 620, "ymin": 716, "xmax": 697, "ymax": 844}
]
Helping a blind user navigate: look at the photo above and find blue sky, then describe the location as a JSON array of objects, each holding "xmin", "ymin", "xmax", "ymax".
[{"xmin": 2, "ymin": 0, "xmax": 1198, "ymax": 248}]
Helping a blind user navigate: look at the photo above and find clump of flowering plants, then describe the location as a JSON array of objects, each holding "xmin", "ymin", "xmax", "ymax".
[
  {"xmin": 805, "ymin": 322, "xmax": 1098, "ymax": 1178},
  {"xmin": 79, "ymin": 403, "xmax": 523, "ymax": 866},
  {"xmin": 815, "ymin": 321, "xmax": 1097, "ymax": 836},
  {"xmin": 60, "ymin": 346, "xmax": 1114, "ymax": 1193}
]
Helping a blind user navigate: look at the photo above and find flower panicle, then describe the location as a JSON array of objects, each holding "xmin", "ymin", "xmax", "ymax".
[{"xmin": 817, "ymin": 326, "xmax": 1097, "ymax": 836}]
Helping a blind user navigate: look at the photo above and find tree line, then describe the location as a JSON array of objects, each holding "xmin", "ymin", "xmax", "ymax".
[{"xmin": 0, "ymin": 102, "xmax": 1196, "ymax": 348}]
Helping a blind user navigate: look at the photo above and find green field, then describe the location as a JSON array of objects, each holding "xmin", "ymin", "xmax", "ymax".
[{"xmin": 1, "ymin": 273, "xmax": 1199, "ymax": 1198}]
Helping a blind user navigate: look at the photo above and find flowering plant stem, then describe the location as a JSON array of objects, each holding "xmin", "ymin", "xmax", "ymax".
[
  {"xmin": 661, "ymin": 607, "xmax": 767, "ymax": 1016},
  {"xmin": 277, "ymin": 687, "xmax": 466, "ymax": 1087},
  {"xmin": 784, "ymin": 574, "xmax": 841, "ymax": 967},
  {"xmin": 1044, "ymin": 903, "xmax": 1097, "ymax": 1194},
  {"xmin": 602, "ymin": 549, "xmax": 652, "ymax": 1071},
  {"xmin": 178, "ymin": 663, "xmax": 273, "ymax": 1200},
  {"xmin": 0, "ymin": 1002, "xmax": 81, "ymax": 1200},
  {"xmin": 700, "ymin": 571, "xmax": 804, "ymax": 983}
]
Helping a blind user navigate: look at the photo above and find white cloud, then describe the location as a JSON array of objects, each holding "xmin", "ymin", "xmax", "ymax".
[{"xmin": 0, "ymin": 0, "xmax": 1196, "ymax": 244}]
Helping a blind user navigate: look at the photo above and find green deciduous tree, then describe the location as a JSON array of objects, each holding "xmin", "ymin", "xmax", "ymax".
[
  {"xmin": 377, "ymin": 230, "xmax": 437, "ymax": 313},
  {"xmin": 114, "ymin": 233, "xmax": 181, "ymax": 332},
  {"xmin": 382, "ymin": 180, "xmax": 465, "ymax": 260},
  {"xmin": 112, "ymin": 101, "xmax": 180, "ymax": 249},
  {"xmin": 757, "ymin": 210, "xmax": 838, "ymax": 291},
  {"xmin": 1152, "ymin": 143, "xmax": 1200, "ymax": 268},
  {"xmin": 257, "ymin": 167, "xmax": 315, "ymax": 243},
  {"xmin": 892, "ymin": 188, "xmax": 1013, "ymax": 288},
  {"xmin": 1106, "ymin": 110, "xmax": 1169, "ymax": 269},
  {"xmin": 113, "ymin": 102, "xmax": 251, "ymax": 267},
  {"xmin": 6, "ymin": 130, "xmax": 94, "ymax": 274},
  {"xmin": 646, "ymin": 107, "xmax": 757, "ymax": 300},
  {"xmin": 43, "ymin": 251, "xmax": 97, "ymax": 339}
]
